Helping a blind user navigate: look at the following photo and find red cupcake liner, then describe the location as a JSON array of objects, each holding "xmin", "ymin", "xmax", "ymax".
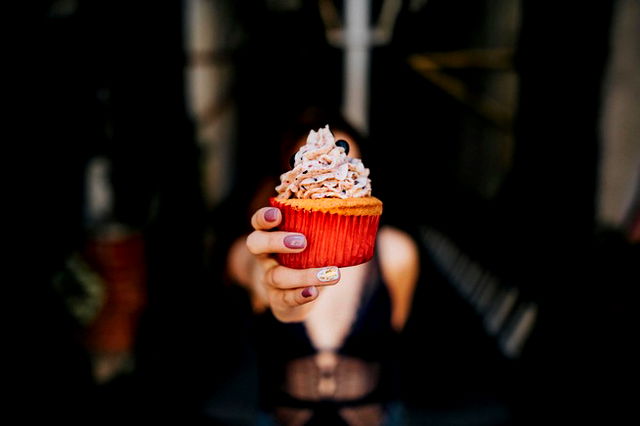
[{"xmin": 270, "ymin": 198, "xmax": 381, "ymax": 269}]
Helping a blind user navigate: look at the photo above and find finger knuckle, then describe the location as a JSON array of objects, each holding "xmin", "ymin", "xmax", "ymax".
[
  {"xmin": 285, "ymin": 291, "xmax": 300, "ymax": 307},
  {"xmin": 245, "ymin": 233, "xmax": 261, "ymax": 254},
  {"xmin": 264, "ymin": 266, "xmax": 278, "ymax": 288},
  {"xmin": 268, "ymin": 267, "xmax": 282, "ymax": 287}
]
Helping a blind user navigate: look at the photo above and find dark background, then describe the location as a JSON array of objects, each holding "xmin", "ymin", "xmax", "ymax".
[{"xmin": 21, "ymin": 1, "xmax": 636, "ymax": 425}]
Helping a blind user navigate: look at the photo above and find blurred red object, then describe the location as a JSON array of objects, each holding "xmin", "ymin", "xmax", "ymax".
[{"xmin": 83, "ymin": 228, "xmax": 147, "ymax": 353}]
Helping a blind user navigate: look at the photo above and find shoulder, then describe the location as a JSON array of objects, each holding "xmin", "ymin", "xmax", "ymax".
[{"xmin": 377, "ymin": 226, "xmax": 420, "ymax": 272}]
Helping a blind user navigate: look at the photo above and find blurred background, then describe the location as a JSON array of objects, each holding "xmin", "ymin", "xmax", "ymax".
[{"xmin": 24, "ymin": 0, "xmax": 638, "ymax": 424}]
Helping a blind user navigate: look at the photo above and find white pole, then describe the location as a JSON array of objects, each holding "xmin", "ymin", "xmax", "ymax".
[{"xmin": 343, "ymin": 0, "xmax": 370, "ymax": 135}]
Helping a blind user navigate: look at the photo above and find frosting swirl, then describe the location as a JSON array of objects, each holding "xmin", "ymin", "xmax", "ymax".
[{"xmin": 275, "ymin": 125, "xmax": 372, "ymax": 199}]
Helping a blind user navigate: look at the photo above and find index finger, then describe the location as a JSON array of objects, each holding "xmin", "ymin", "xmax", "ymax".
[{"xmin": 251, "ymin": 207, "xmax": 282, "ymax": 230}]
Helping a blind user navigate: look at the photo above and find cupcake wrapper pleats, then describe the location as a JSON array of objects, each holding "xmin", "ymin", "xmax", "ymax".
[{"xmin": 270, "ymin": 198, "xmax": 381, "ymax": 269}]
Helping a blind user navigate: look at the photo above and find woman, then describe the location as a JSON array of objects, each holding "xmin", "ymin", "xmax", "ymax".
[{"xmin": 227, "ymin": 108, "xmax": 420, "ymax": 425}]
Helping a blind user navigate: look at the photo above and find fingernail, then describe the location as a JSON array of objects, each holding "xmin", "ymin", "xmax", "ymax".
[
  {"xmin": 316, "ymin": 266, "xmax": 339, "ymax": 282},
  {"xmin": 301, "ymin": 286, "xmax": 316, "ymax": 298},
  {"xmin": 264, "ymin": 208, "xmax": 278, "ymax": 222},
  {"xmin": 284, "ymin": 234, "xmax": 306, "ymax": 249}
]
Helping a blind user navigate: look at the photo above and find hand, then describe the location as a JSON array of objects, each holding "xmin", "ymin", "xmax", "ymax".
[{"xmin": 245, "ymin": 206, "xmax": 341, "ymax": 322}]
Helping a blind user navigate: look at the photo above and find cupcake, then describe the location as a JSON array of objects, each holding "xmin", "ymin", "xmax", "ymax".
[{"xmin": 270, "ymin": 125, "xmax": 382, "ymax": 269}]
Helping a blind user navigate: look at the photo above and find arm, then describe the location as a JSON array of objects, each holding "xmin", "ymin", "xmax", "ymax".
[
  {"xmin": 227, "ymin": 206, "xmax": 341, "ymax": 323},
  {"xmin": 377, "ymin": 226, "xmax": 420, "ymax": 332}
]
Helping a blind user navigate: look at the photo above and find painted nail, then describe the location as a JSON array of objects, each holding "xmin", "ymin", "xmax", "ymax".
[
  {"xmin": 284, "ymin": 234, "xmax": 306, "ymax": 249},
  {"xmin": 301, "ymin": 286, "xmax": 316, "ymax": 298},
  {"xmin": 264, "ymin": 208, "xmax": 278, "ymax": 222},
  {"xmin": 316, "ymin": 266, "xmax": 339, "ymax": 282}
]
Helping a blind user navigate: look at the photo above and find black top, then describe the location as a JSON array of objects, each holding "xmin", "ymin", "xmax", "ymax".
[{"xmin": 254, "ymin": 253, "xmax": 399, "ymax": 423}]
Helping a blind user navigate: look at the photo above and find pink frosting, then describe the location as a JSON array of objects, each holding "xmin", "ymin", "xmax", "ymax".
[{"xmin": 275, "ymin": 125, "xmax": 372, "ymax": 199}]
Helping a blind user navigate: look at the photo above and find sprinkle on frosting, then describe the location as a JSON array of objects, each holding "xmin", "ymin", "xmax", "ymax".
[{"xmin": 275, "ymin": 125, "xmax": 372, "ymax": 199}]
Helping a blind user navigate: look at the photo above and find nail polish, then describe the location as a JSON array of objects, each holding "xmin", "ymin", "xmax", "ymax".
[
  {"xmin": 316, "ymin": 266, "xmax": 339, "ymax": 282},
  {"xmin": 301, "ymin": 287, "xmax": 316, "ymax": 298},
  {"xmin": 264, "ymin": 208, "xmax": 278, "ymax": 222},
  {"xmin": 284, "ymin": 234, "xmax": 306, "ymax": 249}
]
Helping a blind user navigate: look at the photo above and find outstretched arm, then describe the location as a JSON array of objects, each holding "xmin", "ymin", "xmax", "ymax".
[{"xmin": 378, "ymin": 226, "xmax": 420, "ymax": 332}]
